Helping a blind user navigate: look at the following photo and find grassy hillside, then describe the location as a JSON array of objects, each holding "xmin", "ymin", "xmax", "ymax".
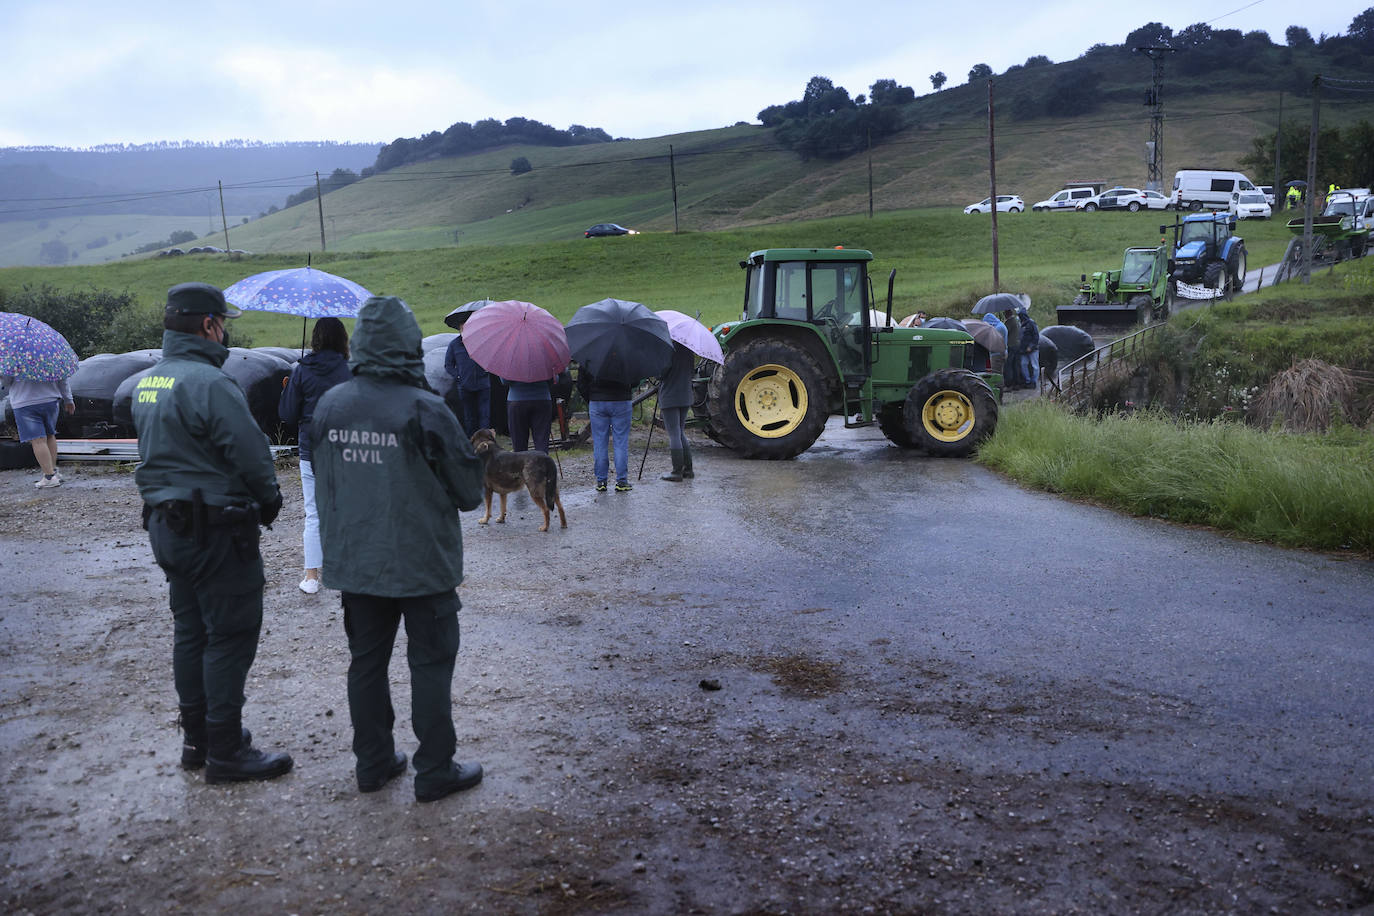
[{"xmin": 0, "ymin": 207, "xmax": 1303, "ymax": 352}]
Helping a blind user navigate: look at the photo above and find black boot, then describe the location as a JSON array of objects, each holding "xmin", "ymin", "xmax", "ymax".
[
  {"xmin": 415, "ymin": 761, "xmax": 484, "ymax": 803},
  {"xmin": 681, "ymin": 441, "xmax": 694, "ymax": 479},
  {"xmin": 205, "ymin": 715, "xmax": 293, "ymax": 784},
  {"xmin": 661, "ymin": 449, "xmax": 684, "ymax": 482},
  {"xmin": 180, "ymin": 705, "xmax": 253, "ymax": 769}
]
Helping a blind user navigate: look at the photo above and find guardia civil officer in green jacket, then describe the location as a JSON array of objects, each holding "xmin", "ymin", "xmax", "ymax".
[
  {"xmin": 312, "ymin": 295, "xmax": 486, "ymax": 802},
  {"xmin": 133, "ymin": 282, "xmax": 292, "ymax": 784}
]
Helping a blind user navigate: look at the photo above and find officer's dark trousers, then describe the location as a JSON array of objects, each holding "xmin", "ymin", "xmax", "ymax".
[
  {"xmin": 147, "ymin": 513, "xmax": 265, "ymax": 724},
  {"xmin": 341, "ymin": 591, "xmax": 461, "ymax": 784}
]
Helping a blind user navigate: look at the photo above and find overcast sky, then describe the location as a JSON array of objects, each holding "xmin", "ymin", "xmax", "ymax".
[{"xmin": 0, "ymin": 0, "xmax": 1361, "ymax": 148}]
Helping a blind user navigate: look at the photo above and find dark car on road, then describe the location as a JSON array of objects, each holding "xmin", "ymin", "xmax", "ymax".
[{"xmin": 585, "ymin": 223, "xmax": 638, "ymax": 237}]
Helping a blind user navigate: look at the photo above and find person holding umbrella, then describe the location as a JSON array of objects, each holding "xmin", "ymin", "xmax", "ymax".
[
  {"xmin": 442, "ymin": 302, "xmax": 492, "ymax": 436},
  {"xmin": 652, "ymin": 310, "xmax": 723, "ymax": 482},
  {"xmin": 566, "ymin": 299, "xmax": 674, "ymax": 493},
  {"xmin": 6, "ymin": 376, "xmax": 74, "ymax": 488},
  {"xmin": 0, "ymin": 312, "xmax": 79, "ymax": 488},
  {"xmin": 277, "ymin": 317, "xmax": 352, "ymax": 595}
]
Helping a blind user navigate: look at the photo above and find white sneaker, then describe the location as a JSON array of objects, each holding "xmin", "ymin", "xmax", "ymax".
[
  {"xmin": 34, "ymin": 475, "xmax": 61, "ymax": 489},
  {"xmin": 53, "ymin": 470, "xmax": 64, "ymax": 483},
  {"xmin": 299, "ymin": 578, "xmax": 321, "ymax": 595}
]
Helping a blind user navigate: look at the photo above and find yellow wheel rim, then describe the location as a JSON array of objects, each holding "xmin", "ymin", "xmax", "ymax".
[
  {"xmin": 735, "ymin": 363, "xmax": 808, "ymax": 438},
  {"xmin": 921, "ymin": 389, "xmax": 976, "ymax": 442}
]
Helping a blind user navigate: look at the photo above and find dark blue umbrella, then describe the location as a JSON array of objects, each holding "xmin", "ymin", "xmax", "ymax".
[
  {"xmin": 443, "ymin": 299, "xmax": 495, "ymax": 330},
  {"xmin": 565, "ymin": 298, "xmax": 673, "ymax": 384}
]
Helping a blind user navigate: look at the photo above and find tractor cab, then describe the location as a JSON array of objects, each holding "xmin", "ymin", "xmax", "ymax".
[{"xmin": 741, "ymin": 248, "xmax": 871, "ymax": 384}]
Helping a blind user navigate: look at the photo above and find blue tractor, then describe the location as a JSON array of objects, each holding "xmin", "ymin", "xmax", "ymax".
[{"xmin": 1162, "ymin": 213, "xmax": 1247, "ymax": 293}]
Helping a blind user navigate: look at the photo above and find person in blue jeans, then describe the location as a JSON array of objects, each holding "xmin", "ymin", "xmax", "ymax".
[
  {"xmin": 1014, "ymin": 306, "xmax": 1040, "ymax": 389},
  {"xmin": 577, "ymin": 365, "xmax": 634, "ymax": 492},
  {"xmin": 503, "ymin": 376, "xmax": 554, "ymax": 453},
  {"xmin": 277, "ymin": 317, "xmax": 352, "ymax": 594}
]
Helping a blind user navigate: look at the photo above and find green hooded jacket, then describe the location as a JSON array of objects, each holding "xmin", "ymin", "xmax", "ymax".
[
  {"xmin": 133, "ymin": 330, "xmax": 280, "ymax": 509},
  {"xmin": 312, "ymin": 296, "xmax": 484, "ymax": 597}
]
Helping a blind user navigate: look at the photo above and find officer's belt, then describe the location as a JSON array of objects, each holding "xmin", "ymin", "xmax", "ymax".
[{"xmin": 155, "ymin": 499, "xmax": 257, "ymax": 526}]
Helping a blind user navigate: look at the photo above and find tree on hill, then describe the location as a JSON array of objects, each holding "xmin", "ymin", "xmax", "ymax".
[
  {"xmin": 930, "ymin": 71, "xmax": 947, "ymax": 91},
  {"xmin": 510, "ymin": 156, "xmax": 532, "ymax": 175},
  {"xmin": 1126, "ymin": 22, "xmax": 1172, "ymax": 47},
  {"xmin": 1286, "ymin": 25, "xmax": 1315, "ymax": 47},
  {"xmin": 371, "ymin": 117, "xmax": 611, "ymax": 174},
  {"xmin": 758, "ymin": 75, "xmax": 914, "ymax": 159},
  {"xmin": 1350, "ymin": 8, "xmax": 1374, "ymax": 44},
  {"xmin": 967, "ymin": 63, "xmax": 993, "ymax": 83}
]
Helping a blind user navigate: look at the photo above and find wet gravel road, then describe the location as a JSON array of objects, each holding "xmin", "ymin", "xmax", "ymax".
[{"xmin": 2, "ymin": 420, "xmax": 1372, "ymax": 913}]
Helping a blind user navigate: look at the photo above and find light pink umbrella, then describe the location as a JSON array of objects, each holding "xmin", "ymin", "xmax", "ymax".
[
  {"xmin": 461, "ymin": 299, "xmax": 570, "ymax": 382},
  {"xmin": 654, "ymin": 309, "xmax": 724, "ymax": 365}
]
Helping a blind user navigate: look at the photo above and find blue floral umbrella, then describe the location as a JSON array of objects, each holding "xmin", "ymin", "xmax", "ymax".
[
  {"xmin": 0, "ymin": 312, "xmax": 79, "ymax": 381},
  {"xmin": 224, "ymin": 264, "xmax": 373, "ymax": 351}
]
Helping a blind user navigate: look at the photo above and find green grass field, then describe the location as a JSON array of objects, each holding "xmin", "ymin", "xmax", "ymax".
[{"xmin": 0, "ymin": 206, "xmax": 1303, "ymax": 348}]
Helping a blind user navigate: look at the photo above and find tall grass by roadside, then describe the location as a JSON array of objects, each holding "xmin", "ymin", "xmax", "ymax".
[{"xmin": 978, "ymin": 400, "xmax": 1374, "ymax": 555}]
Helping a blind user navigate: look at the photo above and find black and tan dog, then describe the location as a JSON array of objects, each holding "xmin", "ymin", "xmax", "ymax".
[{"xmin": 470, "ymin": 428, "xmax": 568, "ymax": 532}]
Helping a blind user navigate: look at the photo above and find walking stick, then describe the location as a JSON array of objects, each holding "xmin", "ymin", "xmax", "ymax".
[{"xmin": 637, "ymin": 388, "xmax": 660, "ymax": 481}]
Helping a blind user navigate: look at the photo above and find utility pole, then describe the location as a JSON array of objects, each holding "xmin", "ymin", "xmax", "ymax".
[
  {"xmin": 668, "ymin": 145, "xmax": 679, "ymax": 234},
  {"xmin": 1273, "ymin": 92, "xmax": 1283, "ymax": 201},
  {"xmin": 1301, "ymin": 76, "xmax": 1321, "ymax": 284},
  {"xmin": 315, "ymin": 171, "xmax": 327, "ymax": 252},
  {"xmin": 867, "ymin": 129, "xmax": 874, "ymax": 219},
  {"xmin": 1133, "ymin": 46, "xmax": 1176, "ymax": 192},
  {"xmin": 218, "ymin": 180, "xmax": 230, "ymax": 251},
  {"xmin": 987, "ymin": 79, "xmax": 999, "ymax": 292}
]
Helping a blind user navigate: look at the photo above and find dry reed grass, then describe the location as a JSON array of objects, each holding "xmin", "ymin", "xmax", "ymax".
[{"xmin": 1250, "ymin": 359, "xmax": 1360, "ymax": 432}]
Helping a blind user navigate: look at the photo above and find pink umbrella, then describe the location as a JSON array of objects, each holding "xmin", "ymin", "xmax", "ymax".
[
  {"xmin": 461, "ymin": 299, "xmax": 570, "ymax": 383},
  {"xmin": 654, "ymin": 309, "xmax": 724, "ymax": 365}
]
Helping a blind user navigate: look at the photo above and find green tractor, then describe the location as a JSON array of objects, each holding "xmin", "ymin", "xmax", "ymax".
[
  {"xmin": 695, "ymin": 248, "xmax": 1002, "ymax": 460},
  {"xmin": 1056, "ymin": 244, "xmax": 1174, "ymax": 328}
]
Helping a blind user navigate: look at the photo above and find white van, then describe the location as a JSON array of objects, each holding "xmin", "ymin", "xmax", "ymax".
[
  {"xmin": 1032, "ymin": 187, "xmax": 1095, "ymax": 212},
  {"xmin": 1172, "ymin": 169, "xmax": 1258, "ymax": 211}
]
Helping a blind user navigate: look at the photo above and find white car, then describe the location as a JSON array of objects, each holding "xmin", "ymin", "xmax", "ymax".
[
  {"xmin": 1032, "ymin": 187, "xmax": 1095, "ymax": 211},
  {"xmin": 1259, "ymin": 185, "xmax": 1276, "ymax": 206},
  {"xmin": 1232, "ymin": 191, "xmax": 1272, "ymax": 220},
  {"xmin": 1141, "ymin": 190, "xmax": 1171, "ymax": 210},
  {"xmin": 964, "ymin": 195, "xmax": 1024, "ymax": 214},
  {"xmin": 1076, "ymin": 187, "xmax": 1146, "ymax": 212}
]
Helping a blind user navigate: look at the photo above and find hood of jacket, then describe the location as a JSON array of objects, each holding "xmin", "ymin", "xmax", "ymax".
[
  {"xmin": 160, "ymin": 328, "xmax": 228, "ymax": 368},
  {"xmin": 349, "ymin": 296, "xmax": 425, "ymax": 386}
]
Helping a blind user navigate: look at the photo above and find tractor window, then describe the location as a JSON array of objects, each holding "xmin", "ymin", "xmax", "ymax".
[
  {"xmin": 1180, "ymin": 221, "xmax": 1213, "ymax": 246},
  {"xmin": 774, "ymin": 262, "xmax": 808, "ymax": 320},
  {"xmin": 809, "ymin": 263, "xmax": 862, "ymax": 326},
  {"xmin": 1122, "ymin": 250, "xmax": 1154, "ymax": 284}
]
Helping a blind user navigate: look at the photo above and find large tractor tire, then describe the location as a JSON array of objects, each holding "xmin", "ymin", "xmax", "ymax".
[
  {"xmin": 1128, "ymin": 294, "xmax": 1153, "ymax": 325},
  {"xmin": 901, "ymin": 369, "xmax": 998, "ymax": 458},
  {"xmin": 705, "ymin": 338, "xmax": 829, "ymax": 459},
  {"xmin": 878, "ymin": 405, "xmax": 916, "ymax": 449},
  {"xmin": 1228, "ymin": 245, "xmax": 1247, "ymax": 290},
  {"xmin": 1203, "ymin": 260, "xmax": 1226, "ymax": 291}
]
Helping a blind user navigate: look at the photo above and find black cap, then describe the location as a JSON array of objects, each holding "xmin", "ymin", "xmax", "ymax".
[{"xmin": 165, "ymin": 282, "xmax": 241, "ymax": 318}]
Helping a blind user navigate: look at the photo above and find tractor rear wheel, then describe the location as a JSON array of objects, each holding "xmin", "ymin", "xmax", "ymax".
[
  {"xmin": 705, "ymin": 338, "xmax": 829, "ymax": 459},
  {"xmin": 902, "ymin": 369, "xmax": 998, "ymax": 458}
]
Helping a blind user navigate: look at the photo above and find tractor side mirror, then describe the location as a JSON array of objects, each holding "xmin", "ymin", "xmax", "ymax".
[
  {"xmin": 1167, "ymin": 259, "xmax": 1176, "ymax": 273},
  {"xmin": 1229, "ymin": 220, "xmax": 1237, "ymax": 230},
  {"xmin": 1159, "ymin": 225, "xmax": 1167, "ymax": 234},
  {"xmin": 1080, "ymin": 274, "xmax": 1087, "ymax": 282}
]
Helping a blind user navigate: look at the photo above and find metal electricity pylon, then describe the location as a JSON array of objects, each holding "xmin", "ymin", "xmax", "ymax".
[{"xmin": 1133, "ymin": 46, "xmax": 1177, "ymax": 192}]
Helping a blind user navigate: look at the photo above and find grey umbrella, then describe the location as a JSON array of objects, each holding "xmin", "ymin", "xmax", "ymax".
[{"xmin": 970, "ymin": 293, "xmax": 1025, "ymax": 316}]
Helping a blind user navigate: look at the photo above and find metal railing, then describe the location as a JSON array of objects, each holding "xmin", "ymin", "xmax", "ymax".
[{"xmin": 1050, "ymin": 323, "xmax": 1165, "ymax": 412}]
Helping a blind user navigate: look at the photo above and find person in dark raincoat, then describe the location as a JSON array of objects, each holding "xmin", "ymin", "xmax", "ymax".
[
  {"xmin": 311, "ymin": 295, "xmax": 486, "ymax": 802},
  {"xmin": 1015, "ymin": 306, "xmax": 1040, "ymax": 389},
  {"xmin": 442, "ymin": 328, "xmax": 490, "ymax": 435},
  {"xmin": 133, "ymin": 282, "xmax": 293, "ymax": 784},
  {"xmin": 278, "ymin": 317, "xmax": 351, "ymax": 595},
  {"xmin": 656, "ymin": 342, "xmax": 696, "ymax": 481}
]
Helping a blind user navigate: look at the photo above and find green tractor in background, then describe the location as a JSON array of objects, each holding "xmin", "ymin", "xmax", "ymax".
[
  {"xmin": 694, "ymin": 248, "xmax": 1002, "ymax": 460},
  {"xmin": 1055, "ymin": 244, "xmax": 1173, "ymax": 328}
]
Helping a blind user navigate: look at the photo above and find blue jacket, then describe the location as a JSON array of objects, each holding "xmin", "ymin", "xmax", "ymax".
[
  {"xmin": 443, "ymin": 335, "xmax": 490, "ymax": 392},
  {"xmin": 1016, "ymin": 311, "xmax": 1040, "ymax": 354},
  {"xmin": 278, "ymin": 349, "xmax": 351, "ymax": 461}
]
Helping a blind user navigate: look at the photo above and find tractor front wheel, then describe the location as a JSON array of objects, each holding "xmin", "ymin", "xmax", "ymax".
[
  {"xmin": 706, "ymin": 339, "xmax": 829, "ymax": 459},
  {"xmin": 878, "ymin": 405, "xmax": 916, "ymax": 449},
  {"xmin": 1203, "ymin": 260, "xmax": 1226, "ymax": 291},
  {"xmin": 902, "ymin": 369, "xmax": 998, "ymax": 458},
  {"xmin": 1128, "ymin": 294, "xmax": 1153, "ymax": 325}
]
